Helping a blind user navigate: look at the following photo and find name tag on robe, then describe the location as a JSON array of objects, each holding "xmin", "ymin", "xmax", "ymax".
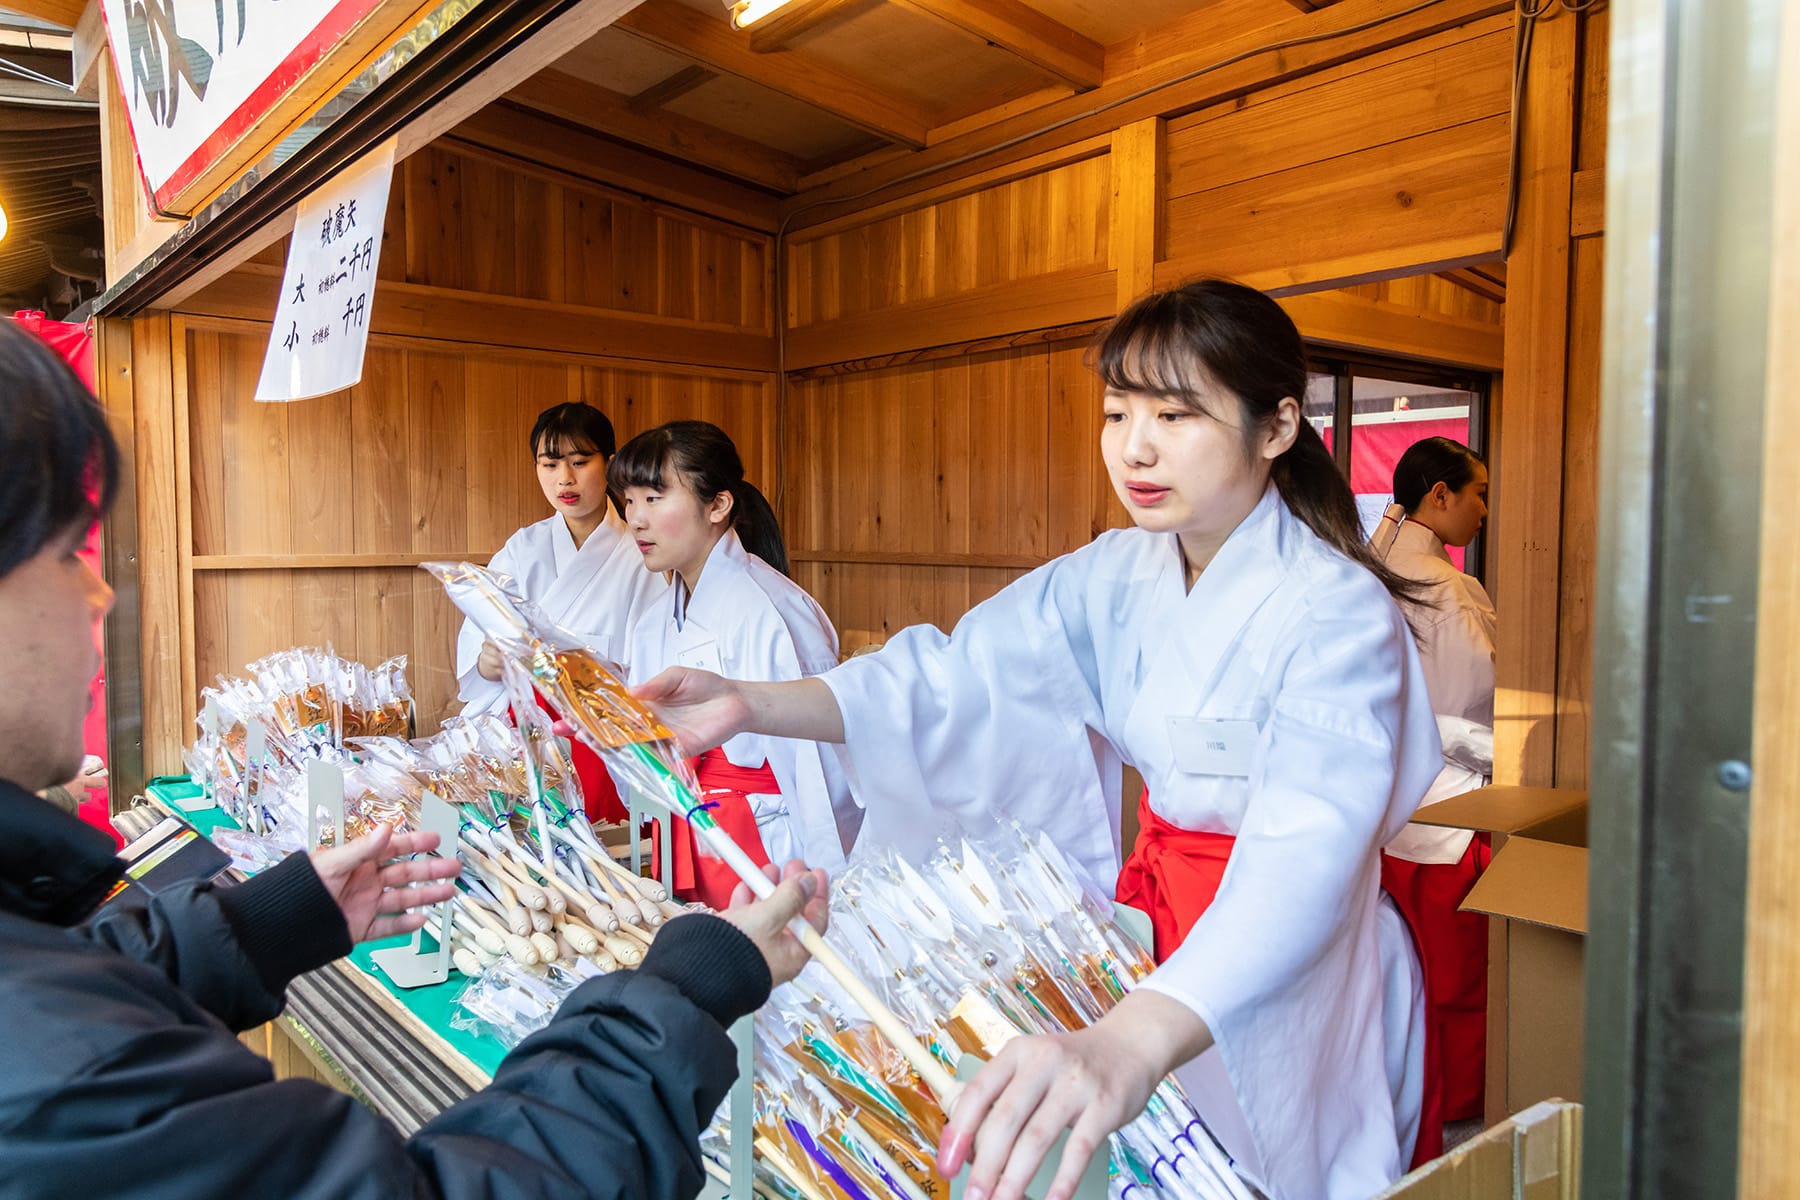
[
  {"xmin": 676, "ymin": 638, "xmax": 724, "ymax": 675},
  {"xmin": 1167, "ymin": 716, "xmax": 1259, "ymax": 777}
]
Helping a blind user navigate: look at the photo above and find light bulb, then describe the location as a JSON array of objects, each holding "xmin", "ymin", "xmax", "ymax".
[{"xmin": 0, "ymin": 200, "xmax": 8, "ymax": 245}]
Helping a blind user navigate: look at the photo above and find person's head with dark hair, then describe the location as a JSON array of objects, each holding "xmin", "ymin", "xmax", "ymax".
[
  {"xmin": 608, "ymin": 420, "xmax": 788, "ymax": 587},
  {"xmin": 0, "ymin": 321, "xmax": 119, "ymax": 791},
  {"xmin": 1391, "ymin": 436, "xmax": 1488, "ymax": 549},
  {"xmin": 529, "ymin": 402, "xmax": 619, "ymax": 543},
  {"xmin": 1093, "ymin": 278, "xmax": 1419, "ymax": 603}
]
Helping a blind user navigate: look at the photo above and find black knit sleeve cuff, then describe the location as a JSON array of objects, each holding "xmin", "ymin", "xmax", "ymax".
[
  {"xmin": 214, "ymin": 853, "xmax": 352, "ymax": 996},
  {"xmin": 637, "ymin": 913, "xmax": 772, "ymax": 1027}
]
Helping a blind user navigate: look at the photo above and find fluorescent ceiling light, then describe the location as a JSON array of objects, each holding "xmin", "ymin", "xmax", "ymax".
[{"xmin": 729, "ymin": 0, "xmax": 798, "ymax": 29}]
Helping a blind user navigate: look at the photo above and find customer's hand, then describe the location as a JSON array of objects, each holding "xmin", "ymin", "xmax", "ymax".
[
  {"xmin": 720, "ymin": 860, "xmax": 829, "ymax": 986},
  {"xmin": 310, "ymin": 824, "xmax": 462, "ymax": 943}
]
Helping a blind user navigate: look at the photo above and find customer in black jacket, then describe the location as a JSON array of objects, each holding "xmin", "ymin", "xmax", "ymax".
[{"xmin": 0, "ymin": 320, "xmax": 830, "ymax": 1198}]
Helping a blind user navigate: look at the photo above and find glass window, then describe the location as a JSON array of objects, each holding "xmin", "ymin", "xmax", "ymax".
[
  {"xmin": 1348, "ymin": 376, "xmax": 1480, "ymax": 571},
  {"xmin": 1305, "ymin": 356, "xmax": 1489, "ymax": 579}
]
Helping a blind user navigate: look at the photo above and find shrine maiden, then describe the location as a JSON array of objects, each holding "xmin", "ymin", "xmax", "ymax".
[
  {"xmin": 1372, "ymin": 436, "xmax": 1498, "ymax": 1123},
  {"xmin": 633, "ymin": 281, "xmax": 1443, "ymax": 1200},
  {"xmin": 456, "ymin": 402, "xmax": 667, "ymax": 820},
  {"xmin": 611, "ymin": 421, "xmax": 856, "ymax": 907}
]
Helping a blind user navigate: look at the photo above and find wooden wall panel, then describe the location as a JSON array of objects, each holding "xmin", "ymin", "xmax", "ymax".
[
  {"xmin": 786, "ymin": 154, "xmax": 1110, "ymax": 327},
  {"xmin": 782, "ymin": 337, "xmax": 1125, "ymax": 644},
  {"xmin": 395, "ymin": 144, "xmax": 770, "ymax": 329},
  {"xmin": 1158, "ymin": 19, "xmax": 1511, "ymax": 292},
  {"xmin": 179, "ymin": 316, "xmax": 773, "ymax": 740}
]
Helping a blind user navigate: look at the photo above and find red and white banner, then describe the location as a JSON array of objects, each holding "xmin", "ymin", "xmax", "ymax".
[{"xmin": 99, "ymin": 0, "xmax": 387, "ymax": 213}]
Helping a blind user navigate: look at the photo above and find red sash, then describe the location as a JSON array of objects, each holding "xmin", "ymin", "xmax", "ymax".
[
  {"xmin": 1379, "ymin": 836, "xmax": 1492, "ymax": 1122},
  {"xmin": 1114, "ymin": 791, "xmax": 1445, "ymax": 1168},
  {"xmin": 648, "ymin": 749, "xmax": 775, "ymax": 909},
  {"xmin": 509, "ymin": 694, "xmax": 629, "ymax": 824}
]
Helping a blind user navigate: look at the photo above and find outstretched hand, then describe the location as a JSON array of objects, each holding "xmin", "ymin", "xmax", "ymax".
[
  {"xmin": 720, "ymin": 859, "xmax": 830, "ymax": 986},
  {"xmin": 631, "ymin": 667, "xmax": 752, "ymax": 757},
  {"xmin": 936, "ymin": 990, "xmax": 1213, "ymax": 1200},
  {"xmin": 310, "ymin": 825, "xmax": 462, "ymax": 944}
]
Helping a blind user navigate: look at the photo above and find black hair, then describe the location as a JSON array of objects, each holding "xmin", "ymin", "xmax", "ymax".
[
  {"xmin": 1094, "ymin": 279, "xmax": 1423, "ymax": 607},
  {"xmin": 530, "ymin": 402, "xmax": 617, "ymax": 460},
  {"xmin": 607, "ymin": 420, "xmax": 789, "ymax": 576},
  {"xmin": 0, "ymin": 321, "xmax": 119, "ymax": 578},
  {"xmin": 1393, "ymin": 436, "xmax": 1485, "ymax": 514}
]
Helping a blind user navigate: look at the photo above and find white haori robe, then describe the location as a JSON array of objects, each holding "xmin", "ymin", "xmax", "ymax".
[
  {"xmin": 822, "ymin": 485, "xmax": 1443, "ymax": 1200},
  {"xmin": 626, "ymin": 529, "xmax": 857, "ymax": 873},
  {"xmin": 456, "ymin": 510, "xmax": 668, "ymax": 717}
]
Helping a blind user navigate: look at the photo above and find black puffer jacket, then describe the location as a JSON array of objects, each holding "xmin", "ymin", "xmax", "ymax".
[{"xmin": 0, "ymin": 780, "xmax": 768, "ymax": 1199}]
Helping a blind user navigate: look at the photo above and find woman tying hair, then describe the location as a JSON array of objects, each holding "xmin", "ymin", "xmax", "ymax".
[
  {"xmin": 1372, "ymin": 436, "xmax": 1497, "ymax": 1125},
  {"xmin": 455, "ymin": 402, "xmax": 667, "ymax": 822},
  {"xmin": 629, "ymin": 281, "xmax": 1444, "ymax": 1200},
  {"xmin": 609, "ymin": 420, "xmax": 857, "ymax": 909}
]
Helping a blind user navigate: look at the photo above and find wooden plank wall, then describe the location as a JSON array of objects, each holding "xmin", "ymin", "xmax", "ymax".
[
  {"xmin": 133, "ymin": 145, "xmax": 777, "ymax": 770},
  {"xmin": 779, "ymin": 12, "xmax": 1515, "ymax": 648},
  {"xmin": 1491, "ymin": 4, "xmax": 1608, "ymax": 790}
]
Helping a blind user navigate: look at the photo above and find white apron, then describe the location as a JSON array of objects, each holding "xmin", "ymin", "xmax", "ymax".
[{"xmin": 824, "ymin": 486, "xmax": 1443, "ymax": 1200}]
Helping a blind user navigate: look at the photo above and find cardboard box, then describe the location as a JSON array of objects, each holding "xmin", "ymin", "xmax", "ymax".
[
  {"xmin": 1374, "ymin": 1100, "xmax": 1582, "ymax": 1199},
  {"xmin": 1411, "ymin": 786, "xmax": 1588, "ymax": 1125}
]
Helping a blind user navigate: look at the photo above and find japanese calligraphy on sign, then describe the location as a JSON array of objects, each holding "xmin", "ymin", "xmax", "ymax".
[
  {"xmin": 255, "ymin": 138, "xmax": 395, "ymax": 403},
  {"xmin": 98, "ymin": 0, "xmax": 396, "ymax": 213}
]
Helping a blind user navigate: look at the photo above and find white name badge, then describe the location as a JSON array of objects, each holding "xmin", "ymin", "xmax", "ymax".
[
  {"xmin": 676, "ymin": 639, "xmax": 724, "ymax": 674},
  {"xmin": 1167, "ymin": 717, "xmax": 1259, "ymax": 777}
]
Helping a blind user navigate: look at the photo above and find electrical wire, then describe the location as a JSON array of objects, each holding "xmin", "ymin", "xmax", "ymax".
[{"xmin": 0, "ymin": 56, "xmax": 74, "ymax": 90}]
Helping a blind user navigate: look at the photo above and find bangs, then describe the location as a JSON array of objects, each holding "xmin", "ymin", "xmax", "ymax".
[
  {"xmin": 529, "ymin": 402, "xmax": 616, "ymax": 459},
  {"xmin": 533, "ymin": 427, "xmax": 600, "ymax": 460},
  {"xmin": 606, "ymin": 426, "xmax": 675, "ymax": 494},
  {"xmin": 1092, "ymin": 293, "xmax": 1229, "ymax": 418}
]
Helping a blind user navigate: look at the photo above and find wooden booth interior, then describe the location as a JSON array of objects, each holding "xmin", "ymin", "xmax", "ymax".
[{"xmin": 96, "ymin": 0, "xmax": 1607, "ymax": 839}]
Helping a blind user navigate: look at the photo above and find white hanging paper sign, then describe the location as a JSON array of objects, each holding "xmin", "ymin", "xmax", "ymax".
[{"xmin": 254, "ymin": 137, "xmax": 396, "ymax": 403}]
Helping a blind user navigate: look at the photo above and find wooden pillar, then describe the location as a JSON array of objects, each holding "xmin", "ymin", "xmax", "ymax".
[
  {"xmin": 1492, "ymin": 7, "xmax": 1578, "ymax": 787},
  {"xmin": 1109, "ymin": 117, "xmax": 1164, "ymax": 310},
  {"xmin": 1738, "ymin": 2, "xmax": 1800, "ymax": 1190},
  {"xmin": 96, "ymin": 314, "xmax": 188, "ymax": 798}
]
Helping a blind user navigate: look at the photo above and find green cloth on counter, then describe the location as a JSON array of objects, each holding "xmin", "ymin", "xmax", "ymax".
[{"xmin": 147, "ymin": 775, "xmax": 510, "ymax": 1079}]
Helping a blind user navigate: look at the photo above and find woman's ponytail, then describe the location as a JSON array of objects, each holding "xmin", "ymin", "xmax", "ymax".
[{"xmin": 729, "ymin": 480, "xmax": 789, "ymax": 576}]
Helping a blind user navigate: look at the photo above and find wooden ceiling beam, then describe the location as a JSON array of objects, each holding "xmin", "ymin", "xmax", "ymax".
[
  {"xmin": 888, "ymin": 0, "xmax": 1104, "ymax": 90},
  {"xmin": 746, "ymin": 0, "xmax": 865, "ymax": 53},
  {"xmin": 506, "ymin": 69, "xmax": 804, "ymax": 192},
  {"xmin": 1440, "ymin": 266, "xmax": 1507, "ymax": 303},
  {"xmin": 788, "ymin": 0, "xmax": 1510, "ymax": 220},
  {"xmin": 0, "ymin": 0, "xmax": 85, "ymax": 27},
  {"xmin": 614, "ymin": 0, "xmax": 932, "ymax": 147},
  {"xmin": 626, "ymin": 65, "xmax": 718, "ymax": 113}
]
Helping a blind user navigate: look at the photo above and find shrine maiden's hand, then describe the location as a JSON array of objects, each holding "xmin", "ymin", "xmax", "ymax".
[
  {"xmin": 476, "ymin": 640, "xmax": 505, "ymax": 682},
  {"xmin": 937, "ymin": 990, "xmax": 1213, "ymax": 1200},
  {"xmin": 632, "ymin": 666, "xmax": 750, "ymax": 756},
  {"xmin": 720, "ymin": 859, "xmax": 831, "ymax": 986},
  {"xmin": 310, "ymin": 825, "xmax": 463, "ymax": 944}
]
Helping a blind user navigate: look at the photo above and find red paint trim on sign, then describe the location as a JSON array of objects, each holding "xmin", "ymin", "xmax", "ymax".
[{"xmin": 134, "ymin": 0, "xmax": 388, "ymax": 212}]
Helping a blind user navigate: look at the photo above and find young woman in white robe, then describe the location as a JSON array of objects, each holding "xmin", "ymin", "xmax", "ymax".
[
  {"xmin": 629, "ymin": 281, "xmax": 1445, "ymax": 1200},
  {"xmin": 455, "ymin": 402, "xmax": 667, "ymax": 821},
  {"xmin": 608, "ymin": 420, "xmax": 856, "ymax": 908},
  {"xmin": 1371, "ymin": 436, "xmax": 1497, "ymax": 1123}
]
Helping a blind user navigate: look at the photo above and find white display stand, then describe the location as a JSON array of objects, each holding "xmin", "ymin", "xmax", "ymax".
[{"xmin": 371, "ymin": 793, "xmax": 461, "ymax": 988}]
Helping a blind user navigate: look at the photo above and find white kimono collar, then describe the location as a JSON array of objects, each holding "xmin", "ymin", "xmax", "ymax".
[
  {"xmin": 550, "ymin": 507, "xmax": 630, "ymax": 574},
  {"xmin": 672, "ymin": 528, "xmax": 750, "ymax": 631},
  {"xmin": 1391, "ymin": 518, "xmax": 1452, "ymax": 566}
]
